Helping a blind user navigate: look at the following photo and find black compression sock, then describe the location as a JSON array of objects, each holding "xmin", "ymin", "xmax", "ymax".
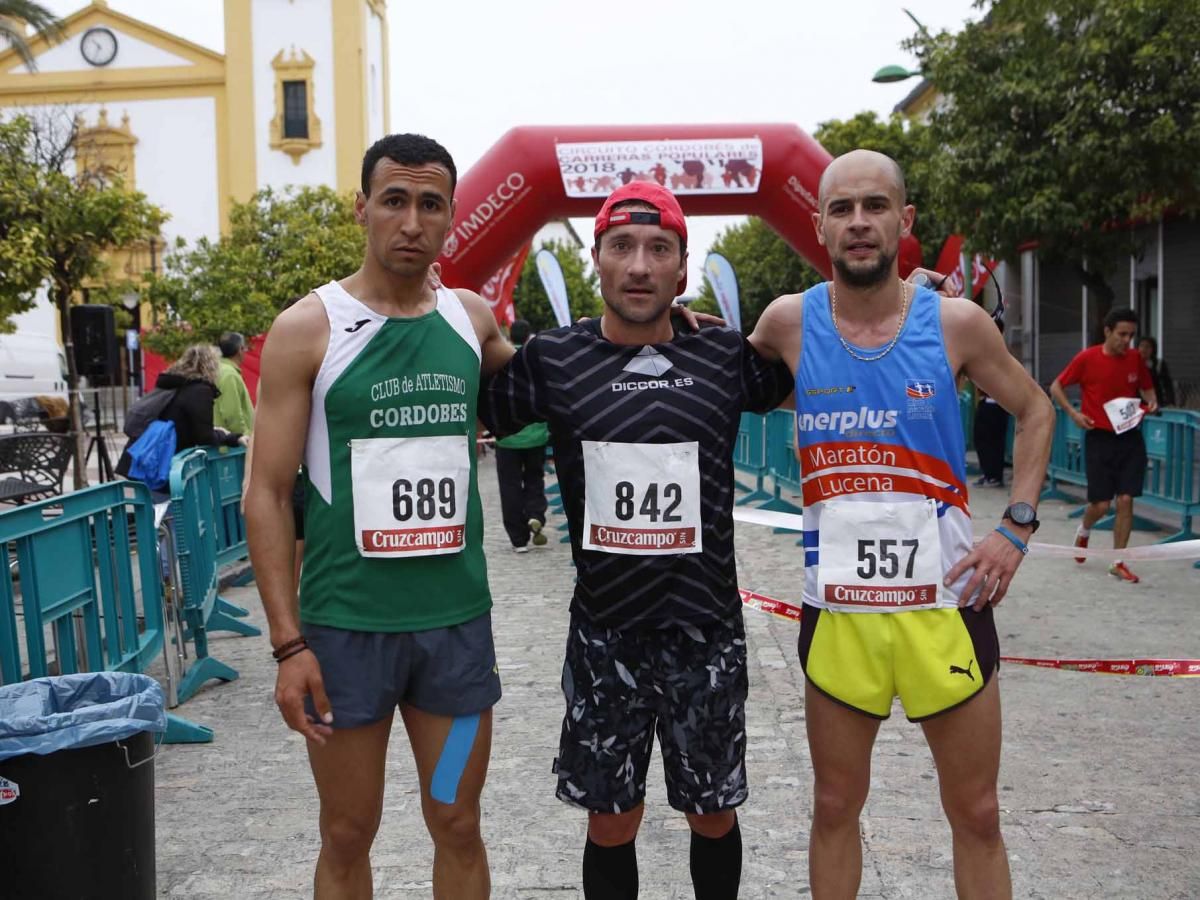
[
  {"xmin": 583, "ymin": 836, "xmax": 638, "ymax": 899},
  {"xmin": 689, "ymin": 817, "xmax": 742, "ymax": 900}
]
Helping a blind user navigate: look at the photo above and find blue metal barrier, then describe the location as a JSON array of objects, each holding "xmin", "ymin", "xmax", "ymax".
[
  {"xmin": 0, "ymin": 481, "xmax": 210, "ymax": 741},
  {"xmin": 167, "ymin": 449, "xmax": 259, "ymax": 705}
]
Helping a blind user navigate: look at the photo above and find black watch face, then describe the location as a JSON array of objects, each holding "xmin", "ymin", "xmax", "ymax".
[{"xmin": 1006, "ymin": 502, "xmax": 1036, "ymax": 526}]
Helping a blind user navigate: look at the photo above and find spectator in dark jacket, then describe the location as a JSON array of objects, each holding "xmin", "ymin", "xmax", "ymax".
[
  {"xmin": 117, "ymin": 344, "xmax": 244, "ymax": 482},
  {"xmin": 1138, "ymin": 337, "xmax": 1175, "ymax": 408}
]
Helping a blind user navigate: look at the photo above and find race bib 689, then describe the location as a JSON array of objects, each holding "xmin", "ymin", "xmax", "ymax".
[{"xmin": 350, "ymin": 435, "xmax": 470, "ymax": 558}]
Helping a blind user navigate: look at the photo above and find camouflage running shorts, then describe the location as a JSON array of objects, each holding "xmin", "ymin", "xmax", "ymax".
[{"xmin": 554, "ymin": 612, "xmax": 749, "ymax": 815}]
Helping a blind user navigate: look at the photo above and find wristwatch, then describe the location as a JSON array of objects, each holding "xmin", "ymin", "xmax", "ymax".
[{"xmin": 1002, "ymin": 502, "xmax": 1040, "ymax": 533}]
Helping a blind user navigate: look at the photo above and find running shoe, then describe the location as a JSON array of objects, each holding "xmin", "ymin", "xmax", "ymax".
[
  {"xmin": 973, "ymin": 475, "xmax": 1003, "ymax": 487},
  {"xmin": 1073, "ymin": 530, "xmax": 1089, "ymax": 564},
  {"xmin": 513, "ymin": 545, "xmax": 530, "ymax": 554},
  {"xmin": 1108, "ymin": 562, "xmax": 1140, "ymax": 583},
  {"xmin": 529, "ymin": 518, "xmax": 548, "ymax": 546}
]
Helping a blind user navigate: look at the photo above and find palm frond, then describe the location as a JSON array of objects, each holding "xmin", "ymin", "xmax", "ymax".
[{"xmin": 0, "ymin": 1, "xmax": 66, "ymax": 71}]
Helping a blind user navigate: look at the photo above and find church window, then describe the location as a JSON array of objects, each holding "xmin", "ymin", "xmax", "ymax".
[
  {"xmin": 283, "ymin": 81, "xmax": 308, "ymax": 139},
  {"xmin": 270, "ymin": 48, "xmax": 322, "ymax": 163}
]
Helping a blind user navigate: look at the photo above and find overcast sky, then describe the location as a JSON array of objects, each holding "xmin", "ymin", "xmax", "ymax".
[{"xmin": 45, "ymin": 0, "xmax": 979, "ymax": 293}]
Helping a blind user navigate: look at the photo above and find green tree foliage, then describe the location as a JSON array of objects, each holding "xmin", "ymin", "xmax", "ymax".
[
  {"xmin": 0, "ymin": 0, "xmax": 64, "ymax": 70},
  {"xmin": 908, "ymin": 0, "xmax": 1200, "ymax": 303},
  {"xmin": 0, "ymin": 113, "xmax": 166, "ymax": 485},
  {"xmin": 692, "ymin": 112, "xmax": 949, "ymax": 328},
  {"xmin": 510, "ymin": 241, "xmax": 602, "ymax": 334},
  {"xmin": 145, "ymin": 186, "xmax": 364, "ymax": 357}
]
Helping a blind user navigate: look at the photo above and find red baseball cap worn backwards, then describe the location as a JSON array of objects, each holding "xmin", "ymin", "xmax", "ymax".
[{"xmin": 594, "ymin": 182, "xmax": 688, "ymax": 295}]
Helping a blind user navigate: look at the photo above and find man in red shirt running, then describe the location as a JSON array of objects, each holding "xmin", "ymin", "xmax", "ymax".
[{"xmin": 1050, "ymin": 307, "xmax": 1158, "ymax": 582}]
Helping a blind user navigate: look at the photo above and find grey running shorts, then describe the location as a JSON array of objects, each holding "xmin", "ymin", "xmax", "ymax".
[
  {"xmin": 302, "ymin": 611, "xmax": 501, "ymax": 728},
  {"xmin": 554, "ymin": 612, "xmax": 749, "ymax": 815}
]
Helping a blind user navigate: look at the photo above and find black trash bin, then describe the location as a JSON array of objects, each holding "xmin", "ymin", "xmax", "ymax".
[{"xmin": 0, "ymin": 672, "xmax": 166, "ymax": 900}]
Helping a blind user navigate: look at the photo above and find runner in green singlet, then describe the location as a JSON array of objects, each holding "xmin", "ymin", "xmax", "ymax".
[{"xmin": 245, "ymin": 134, "xmax": 515, "ymax": 900}]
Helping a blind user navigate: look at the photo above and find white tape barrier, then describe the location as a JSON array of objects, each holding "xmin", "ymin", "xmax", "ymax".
[
  {"xmin": 731, "ymin": 508, "xmax": 1200, "ymax": 562},
  {"xmin": 730, "ymin": 507, "xmax": 803, "ymax": 530},
  {"xmin": 1026, "ymin": 539, "xmax": 1200, "ymax": 562}
]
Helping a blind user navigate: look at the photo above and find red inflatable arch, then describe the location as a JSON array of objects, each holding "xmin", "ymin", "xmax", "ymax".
[
  {"xmin": 145, "ymin": 125, "xmax": 919, "ymax": 397},
  {"xmin": 437, "ymin": 123, "xmax": 921, "ymax": 293}
]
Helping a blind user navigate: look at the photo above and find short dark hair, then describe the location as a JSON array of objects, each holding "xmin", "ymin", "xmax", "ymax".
[
  {"xmin": 360, "ymin": 133, "xmax": 457, "ymax": 197},
  {"xmin": 509, "ymin": 319, "xmax": 533, "ymax": 345},
  {"xmin": 1138, "ymin": 335, "xmax": 1157, "ymax": 354},
  {"xmin": 218, "ymin": 331, "xmax": 245, "ymax": 358},
  {"xmin": 1103, "ymin": 307, "xmax": 1138, "ymax": 330}
]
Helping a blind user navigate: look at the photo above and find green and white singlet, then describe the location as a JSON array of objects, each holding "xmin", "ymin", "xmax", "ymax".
[{"xmin": 298, "ymin": 281, "xmax": 491, "ymax": 632}]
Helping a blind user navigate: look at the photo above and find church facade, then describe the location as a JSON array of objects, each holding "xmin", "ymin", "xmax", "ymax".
[{"xmin": 0, "ymin": 0, "xmax": 390, "ymax": 250}]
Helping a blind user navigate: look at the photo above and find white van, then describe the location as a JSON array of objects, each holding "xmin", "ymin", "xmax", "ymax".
[{"xmin": 0, "ymin": 293, "xmax": 69, "ymax": 424}]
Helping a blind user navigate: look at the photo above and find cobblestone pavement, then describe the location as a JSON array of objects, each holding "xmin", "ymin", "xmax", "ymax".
[{"xmin": 154, "ymin": 455, "xmax": 1200, "ymax": 899}]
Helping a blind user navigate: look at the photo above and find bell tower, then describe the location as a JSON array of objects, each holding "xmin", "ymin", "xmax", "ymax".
[{"xmin": 223, "ymin": 0, "xmax": 390, "ymax": 201}]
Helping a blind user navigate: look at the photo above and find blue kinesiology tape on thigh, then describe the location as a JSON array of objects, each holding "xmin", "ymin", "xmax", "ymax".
[{"xmin": 430, "ymin": 713, "xmax": 481, "ymax": 804}]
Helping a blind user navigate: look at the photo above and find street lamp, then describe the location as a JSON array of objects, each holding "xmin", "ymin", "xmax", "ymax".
[
  {"xmin": 874, "ymin": 7, "xmax": 928, "ymax": 84},
  {"xmin": 872, "ymin": 64, "xmax": 922, "ymax": 84}
]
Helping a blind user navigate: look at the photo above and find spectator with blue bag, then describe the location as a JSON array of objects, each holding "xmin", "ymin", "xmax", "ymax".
[{"xmin": 117, "ymin": 344, "xmax": 245, "ymax": 494}]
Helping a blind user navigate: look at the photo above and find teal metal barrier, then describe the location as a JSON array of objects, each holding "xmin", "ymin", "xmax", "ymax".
[
  {"xmin": 1041, "ymin": 408, "xmax": 1199, "ymax": 542},
  {"xmin": 205, "ymin": 446, "xmax": 249, "ymax": 568},
  {"xmin": 761, "ymin": 411, "xmax": 803, "ymax": 534},
  {"xmin": 1139, "ymin": 410, "xmax": 1199, "ymax": 541},
  {"xmin": 734, "ymin": 412, "xmax": 773, "ymax": 505},
  {"xmin": 202, "ymin": 446, "xmax": 257, "ymax": 595},
  {"xmin": 959, "ymin": 388, "xmax": 975, "ymax": 453},
  {"xmin": 167, "ymin": 449, "xmax": 259, "ymax": 705},
  {"xmin": 0, "ymin": 481, "xmax": 210, "ymax": 742}
]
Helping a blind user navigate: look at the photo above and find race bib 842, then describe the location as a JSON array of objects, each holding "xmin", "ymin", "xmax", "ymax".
[{"xmin": 581, "ymin": 441, "xmax": 702, "ymax": 555}]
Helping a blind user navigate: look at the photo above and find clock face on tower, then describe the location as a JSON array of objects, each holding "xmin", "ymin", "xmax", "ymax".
[{"xmin": 80, "ymin": 27, "xmax": 118, "ymax": 67}]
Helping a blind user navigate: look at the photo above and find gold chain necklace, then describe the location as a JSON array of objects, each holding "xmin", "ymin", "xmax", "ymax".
[{"xmin": 829, "ymin": 279, "xmax": 911, "ymax": 363}]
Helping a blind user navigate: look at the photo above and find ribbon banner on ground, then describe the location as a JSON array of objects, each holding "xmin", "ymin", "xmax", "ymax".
[
  {"xmin": 479, "ymin": 243, "xmax": 531, "ymax": 327},
  {"xmin": 535, "ymin": 249, "xmax": 571, "ymax": 328},
  {"xmin": 555, "ymin": 138, "xmax": 764, "ymax": 198},
  {"xmin": 703, "ymin": 252, "xmax": 741, "ymax": 332},
  {"xmin": 738, "ymin": 589, "xmax": 1199, "ymax": 677}
]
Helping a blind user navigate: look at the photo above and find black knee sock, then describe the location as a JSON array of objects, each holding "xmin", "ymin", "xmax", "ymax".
[
  {"xmin": 689, "ymin": 817, "xmax": 742, "ymax": 900},
  {"xmin": 583, "ymin": 836, "xmax": 638, "ymax": 900}
]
